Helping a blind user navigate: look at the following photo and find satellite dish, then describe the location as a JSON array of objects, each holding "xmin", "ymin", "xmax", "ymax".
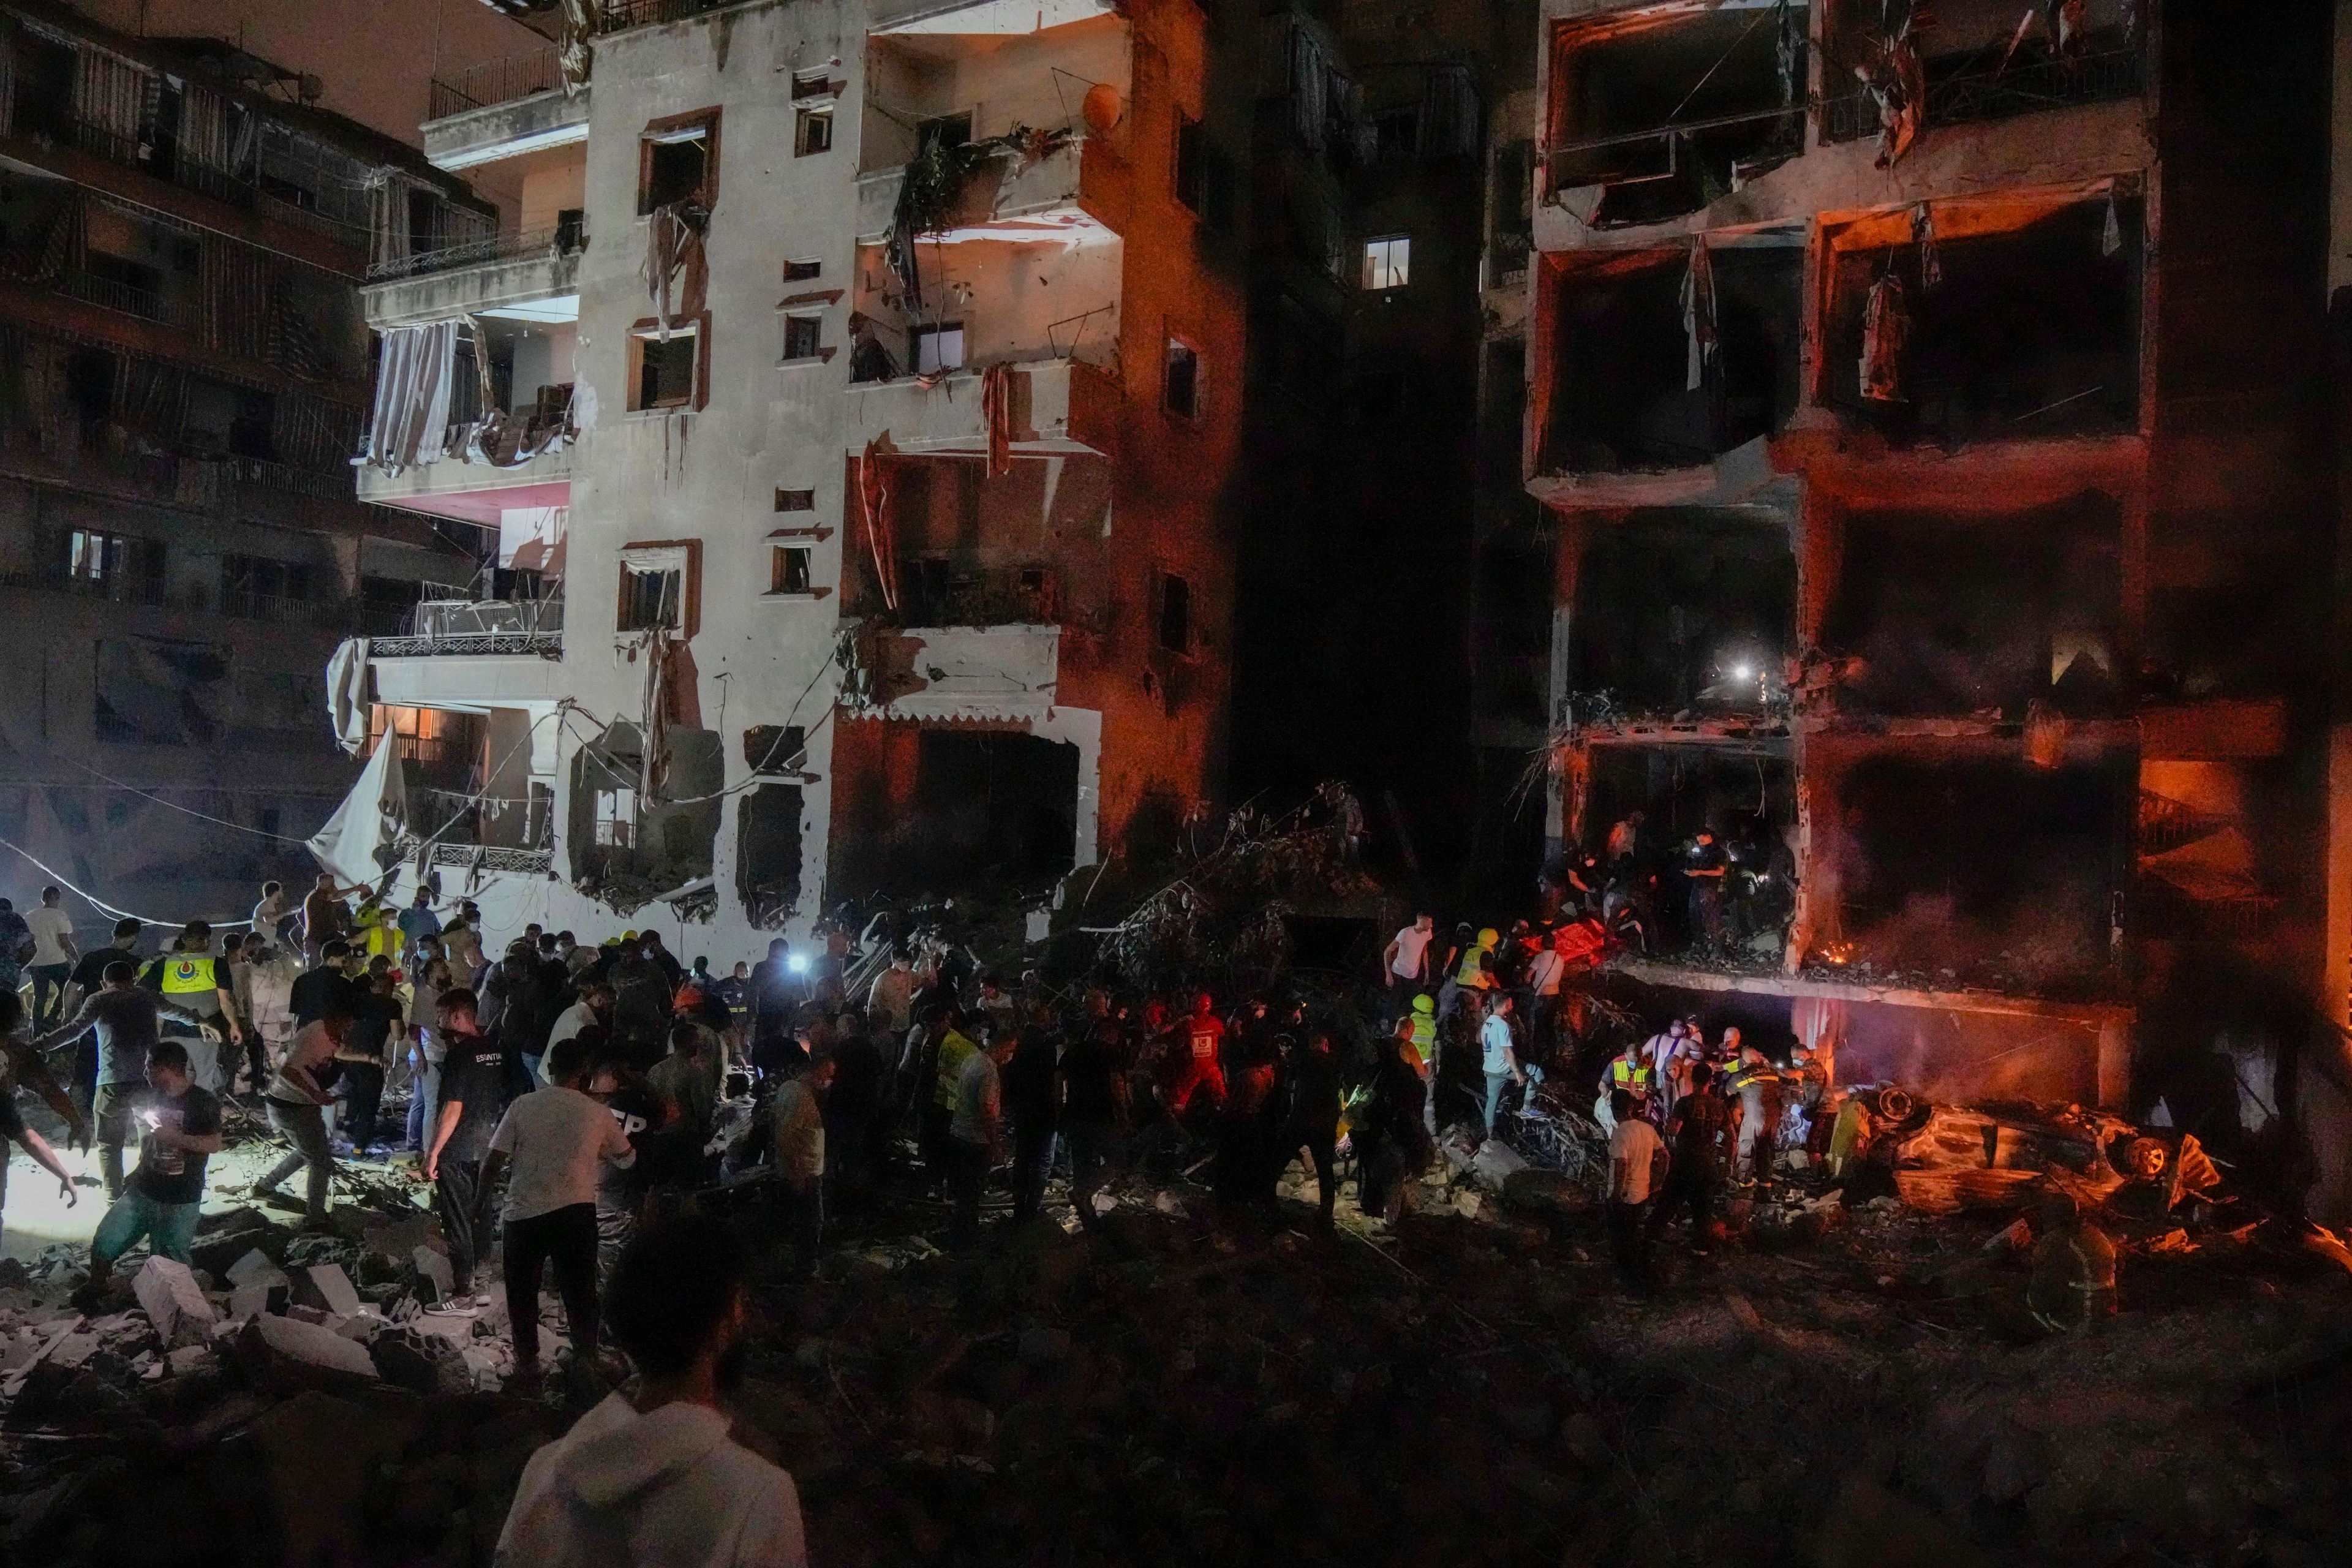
[{"xmin": 1082, "ymin": 83, "xmax": 1122, "ymax": 135}]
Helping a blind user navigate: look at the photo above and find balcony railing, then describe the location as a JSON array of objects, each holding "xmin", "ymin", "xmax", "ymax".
[
  {"xmin": 599, "ymin": 0, "xmax": 736, "ymax": 32},
  {"xmin": 370, "ymin": 595, "xmax": 565, "ymax": 657},
  {"xmin": 56, "ymin": 269, "xmax": 191, "ymax": 330},
  {"xmin": 1821, "ymin": 47, "xmax": 2144, "ymax": 144},
  {"xmin": 0, "ymin": 567, "xmax": 167, "ymax": 607},
  {"xmin": 893, "ymin": 565, "xmax": 1061, "ymax": 630},
  {"xmin": 428, "ymin": 47, "xmax": 565, "ymax": 119},
  {"xmin": 366, "ymin": 223, "xmax": 585, "ymax": 282},
  {"xmin": 17, "ymin": 113, "xmax": 371, "ymax": 244},
  {"xmin": 221, "ymin": 585, "xmax": 332, "ymax": 625}
]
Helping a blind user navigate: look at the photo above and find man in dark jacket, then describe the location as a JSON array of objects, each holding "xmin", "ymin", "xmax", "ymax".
[{"xmin": 1000, "ymin": 1025, "xmax": 1059, "ymax": 1224}]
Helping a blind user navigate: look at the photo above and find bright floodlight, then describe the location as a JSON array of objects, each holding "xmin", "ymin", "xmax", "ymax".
[{"xmin": 787, "ymin": 953, "xmax": 810, "ymax": 974}]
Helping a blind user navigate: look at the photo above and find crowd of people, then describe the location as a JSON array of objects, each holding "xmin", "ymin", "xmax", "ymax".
[
  {"xmin": 1537, "ymin": 809, "xmax": 1799, "ymax": 959},
  {"xmin": 0, "ymin": 869, "xmax": 1869, "ymax": 1563}
]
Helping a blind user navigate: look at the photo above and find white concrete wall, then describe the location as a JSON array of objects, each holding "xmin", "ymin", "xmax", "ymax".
[{"xmin": 861, "ymin": 15, "xmax": 1131, "ymax": 173}]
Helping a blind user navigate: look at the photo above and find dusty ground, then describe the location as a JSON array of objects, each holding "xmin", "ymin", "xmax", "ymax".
[{"xmin": 0, "ymin": 1107, "xmax": 2348, "ymax": 1568}]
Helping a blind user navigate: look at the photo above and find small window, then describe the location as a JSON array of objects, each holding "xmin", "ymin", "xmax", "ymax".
[
  {"xmin": 619, "ymin": 563, "xmax": 684, "ymax": 631},
  {"xmin": 631, "ymin": 327, "xmax": 700, "ymax": 411},
  {"xmin": 775, "ymin": 488, "xmax": 815, "ymax": 512},
  {"xmin": 556, "ymin": 208, "xmax": 587, "ymax": 251},
  {"xmin": 744, "ymin": 725, "xmax": 808, "ymax": 771},
  {"xmin": 639, "ymin": 114, "xmax": 717, "ymax": 213},
  {"xmin": 1163, "ymin": 338, "xmax": 1199, "ymax": 419},
  {"xmin": 783, "ymin": 314, "xmax": 823, "ymax": 361},
  {"xmin": 784, "ymin": 258, "xmax": 822, "ymax": 282},
  {"xmin": 1175, "ymin": 115, "xmax": 1205, "ymax": 211},
  {"xmin": 1156, "ymin": 571, "xmax": 1193, "ymax": 654},
  {"xmin": 1362, "ymin": 235, "xmax": 1411, "ymax": 290},
  {"xmin": 594, "ymin": 787, "xmax": 638, "ymax": 848},
  {"xmin": 770, "ymin": 546, "xmax": 814, "ymax": 595},
  {"xmin": 795, "ymin": 108, "xmax": 832, "ymax": 157},
  {"xmin": 912, "ymin": 322, "xmax": 965, "ymax": 376},
  {"xmin": 790, "ymin": 72, "xmax": 831, "ymax": 100}
]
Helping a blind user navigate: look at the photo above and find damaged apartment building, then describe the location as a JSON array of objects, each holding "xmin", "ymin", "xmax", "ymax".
[
  {"xmin": 328, "ymin": 0, "xmax": 1243, "ymax": 944},
  {"xmin": 1526, "ymin": 1, "xmax": 2335, "ymax": 1142},
  {"xmin": 0, "ymin": 2, "xmax": 482, "ymax": 921}
]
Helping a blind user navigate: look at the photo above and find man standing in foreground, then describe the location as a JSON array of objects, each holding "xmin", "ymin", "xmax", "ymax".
[
  {"xmin": 251, "ymin": 1006, "xmax": 349, "ymax": 1226},
  {"xmin": 481, "ymin": 1037, "xmax": 636, "ymax": 1388},
  {"xmin": 86, "ymin": 1041, "xmax": 222, "ymax": 1286},
  {"xmin": 495, "ymin": 1216, "xmax": 806, "ymax": 1566}
]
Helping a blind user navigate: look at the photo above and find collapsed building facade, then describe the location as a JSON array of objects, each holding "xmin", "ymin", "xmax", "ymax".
[
  {"xmin": 1529, "ymin": 1, "xmax": 2335, "ymax": 1150},
  {"xmin": 328, "ymin": 0, "xmax": 1243, "ymax": 946},
  {"xmin": 0, "ymin": 1, "xmax": 484, "ymax": 919}
]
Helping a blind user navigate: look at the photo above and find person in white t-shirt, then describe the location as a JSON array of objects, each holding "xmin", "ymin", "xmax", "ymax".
[
  {"xmin": 496, "ymin": 1215, "xmax": 806, "ymax": 1567},
  {"xmin": 1382, "ymin": 913, "xmax": 1435, "ymax": 1012},
  {"xmin": 23, "ymin": 887, "xmax": 78, "ymax": 1028},
  {"xmin": 481, "ymin": 1037, "xmax": 635, "ymax": 1386}
]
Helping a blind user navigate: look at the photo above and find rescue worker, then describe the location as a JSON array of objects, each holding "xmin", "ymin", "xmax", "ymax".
[
  {"xmin": 1596, "ymin": 1039, "xmax": 1654, "ymax": 1132},
  {"xmin": 1439, "ymin": 927, "xmax": 1500, "ymax": 1022},
  {"xmin": 141, "ymin": 923, "xmax": 244, "ymax": 1095},
  {"xmin": 1721, "ymin": 1034, "xmax": 1774, "ymax": 1184},
  {"xmin": 1163, "ymin": 990, "xmax": 1226, "ymax": 1118}
]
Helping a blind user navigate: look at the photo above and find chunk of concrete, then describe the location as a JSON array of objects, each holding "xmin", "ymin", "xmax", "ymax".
[
  {"xmin": 297, "ymin": 1264, "xmax": 363, "ymax": 1319},
  {"xmin": 239, "ymin": 1313, "xmax": 379, "ymax": 1382},
  {"xmin": 227, "ymin": 1250, "xmax": 291, "ymax": 1290},
  {"xmin": 410, "ymin": 1245, "xmax": 453, "ymax": 1300},
  {"xmin": 1468, "ymin": 1139, "xmax": 1529, "ymax": 1192},
  {"xmin": 134, "ymin": 1257, "xmax": 219, "ymax": 1349},
  {"xmin": 228, "ymin": 1280, "xmax": 284, "ymax": 1321}
]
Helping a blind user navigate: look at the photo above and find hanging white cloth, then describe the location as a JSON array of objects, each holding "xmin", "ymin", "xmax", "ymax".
[
  {"xmin": 326, "ymin": 637, "xmax": 373, "ymax": 755},
  {"xmin": 308, "ymin": 729, "xmax": 409, "ymax": 888},
  {"xmin": 357, "ymin": 320, "xmax": 458, "ymax": 472}
]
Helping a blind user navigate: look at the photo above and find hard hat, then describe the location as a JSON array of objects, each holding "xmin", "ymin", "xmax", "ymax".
[
  {"xmin": 1411, "ymin": 993, "xmax": 1434, "ymax": 1015},
  {"xmin": 1477, "ymin": 928, "xmax": 1499, "ymax": 946}
]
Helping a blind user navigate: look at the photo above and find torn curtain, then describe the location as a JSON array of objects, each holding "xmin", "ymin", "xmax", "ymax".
[
  {"xmin": 326, "ymin": 637, "xmax": 373, "ymax": 755},
  {"xmin": 358, "ymin": 320, "xmax": 458, "ymax": 473},
  {"xmin": 307, "ymin": 732, "xmax": 408, "ymax": 888},
  {"xmin": 1859, "ymin": 272, "xmax": 1909, "ymax": 404}
]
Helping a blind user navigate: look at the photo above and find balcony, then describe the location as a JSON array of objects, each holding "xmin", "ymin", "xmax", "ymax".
[
  {"xmin": 363, "ymin": 227, "xmax": 584, "ymax": 323},
  {"xmin": 357, "ymin": 434, "xmax": 571, "ymax": 522},
  {"xmin": 421, "ymin": 48, "xmax": 590, "ymax": 173},
  {"xmin": 55, "ymin": 269, "xmax": 193, "ymax": 331},
  {"xmin": 857, "ymin": 624, "xmax": 1061, "ymax": 721},
  {"xmin": 371, "ymin": 596, "xmax": 565, "ymax": 658},
  {"xmin": 842, "ymin": 357, "xmax": 1117, "ymax": 458},
  {"xmin": 855, "ymin": 137, "xmax": 1119, "ymax": 243},
  {"xmin": 598, "ymin": 0, "xmax": 737, "ymax": 32},
  {"xmin": 1820, "ymin": 47, "xmax": 2144, "ymax": 145},
  {"xmin": 13, "ymin": 112, "xmax": 370, "ymax": 247},
  {"xmin": 868, "ymin": 0, "xmax": 1120, "ymax": 35}
]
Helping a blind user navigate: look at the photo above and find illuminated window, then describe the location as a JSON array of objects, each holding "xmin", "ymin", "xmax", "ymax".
[{"xmin": 1362, "ymin": 235, "xmax": 1411, "ymax": 290}]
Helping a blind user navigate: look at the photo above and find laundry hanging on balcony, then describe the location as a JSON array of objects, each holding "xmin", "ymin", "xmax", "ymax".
[
  {"xmin": 356, "ymin": 320, "xmax": 458, "ymax": 473},
  {"xmin": 1859, "ymin": 270, "xmax": 1910, "ymax": 404},
  {"xmin": 1681, "ymin": 240, "xmax": 1717, "ymax": 393},
  {"xmin": 980, "ymin": 362, "xmax": 1014, "ymax": 478}
]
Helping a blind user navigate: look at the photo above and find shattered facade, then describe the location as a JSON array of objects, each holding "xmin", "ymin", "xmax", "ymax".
[
  {"xmin": 0, "ymin": 2, "xmax": 483, "ymax": 919},
  {"xmin": 1528, "ymin": 1, "xmax": 2335, "ymax": 1131},
  {"xmin": 331, "ymin": 0, "xmax": 1243, "ymax": 941}
]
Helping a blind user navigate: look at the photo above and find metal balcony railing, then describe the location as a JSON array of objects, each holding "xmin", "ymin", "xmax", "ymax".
[
  {"xmin": 428, "ymin": 47, "xmax": 566, "ymax": 119},
  {"xmin": 370, "ymin": 595, "xmax": 565, "ymax": 657},
  {"xmin": 56, "ymin": 269, "xmax": 191, "ymax": 330},
  {"xmin": 599, "ymin": 0, "xmax": 736, "ymax": 32},
  {"xmin": 1820, "ymin": 47, "xmax": 2145, "ymax": 144},
  {"xmin": 0, "ymin": 567, "xmax": 167, "ymax": 607},
  {"xmin": 18, "ymin": 113, "xmax": 371, "ymax": 244},
  {"xmin": 220, "ymin": 585, "xmax": 331, "ymax": 625},
  {"xmin": 366, "ymin": 222, "xmax": 586, "ymax": 283}
]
